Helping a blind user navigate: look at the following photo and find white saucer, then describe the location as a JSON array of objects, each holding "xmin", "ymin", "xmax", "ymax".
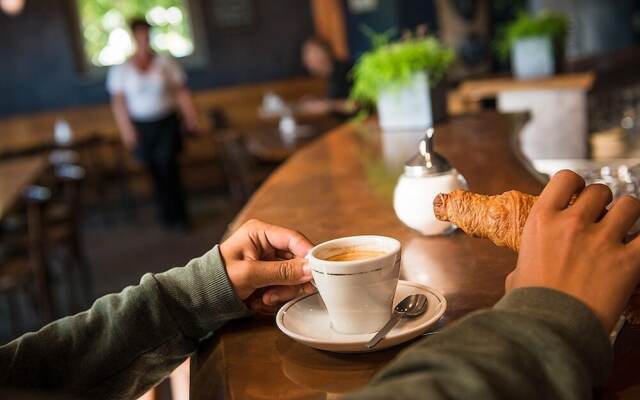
[{"xmin": 276, "ymin": 280, "xmax": 447, "ymax": 353}]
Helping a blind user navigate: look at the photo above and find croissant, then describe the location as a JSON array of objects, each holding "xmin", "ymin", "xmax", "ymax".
[
  {"xmin": 433, "ymin": 190, "xmax": 537, "ymax": 252},
  {"xmin": 433, "ymin": 189, "xmax": 640, "ymax": 324}
]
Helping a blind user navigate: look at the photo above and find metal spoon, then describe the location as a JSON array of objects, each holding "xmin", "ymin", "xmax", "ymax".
[{"xmin": 366, "ymin": 294, "xmax": 428, "ymax": 349}]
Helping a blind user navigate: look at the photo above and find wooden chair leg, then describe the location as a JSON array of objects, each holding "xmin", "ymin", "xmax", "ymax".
[
  {"xmin": 32, "ymin": 261, "xmax": 53, "ymax": 322},
  {"xmin": 27, "ymin": 206, "xmax": 53, "ymax": 322},
  {"xmin": 71, "ymin": 238, "xmax": 94, "ymax": 305}
]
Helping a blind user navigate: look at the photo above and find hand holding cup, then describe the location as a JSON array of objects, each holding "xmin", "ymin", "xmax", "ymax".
[{"xmin": 220, "ymin": 219, "xmax": 316, "ymax": 314}]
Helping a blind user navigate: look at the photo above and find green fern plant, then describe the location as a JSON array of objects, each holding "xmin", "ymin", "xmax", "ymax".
[
  {"xmin": 496, "ymin": 11, "xmax": 569, "ymax": 61},
  {"xmin": 350, "ymin": 33, "xmax": 454, "ymax": 105}
]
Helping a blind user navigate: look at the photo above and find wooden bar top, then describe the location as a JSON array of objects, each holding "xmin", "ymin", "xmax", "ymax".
[
  {"xmin": 191, "ymin": 112, "xmax": 640, "ymax": 399},
  {"xmin": 0, "ymin": 156, "xmax": 47, "ymax": 220}
]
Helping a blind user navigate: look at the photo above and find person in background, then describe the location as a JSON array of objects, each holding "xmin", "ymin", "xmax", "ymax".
[
  {"xmin": 2, "ymin": 171, "xmax": 640, "ymax": 399},
  {"xmin": 300, "ymin": 37, "xmax": 356, "ymax": 118},
  {"xmin": 108, "ymin": 18, "xmax": 199, "ymax": 231}
]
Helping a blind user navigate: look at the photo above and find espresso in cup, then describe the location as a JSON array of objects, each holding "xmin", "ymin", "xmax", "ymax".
[
  {"xmin": 322, "ymin": 249, "xmax": 387, "ymax": 262},
  {"xmin": 307, "ymin": 236, "xmax": 401, "ymax": 334}
]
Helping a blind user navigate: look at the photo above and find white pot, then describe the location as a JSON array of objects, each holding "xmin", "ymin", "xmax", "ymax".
[
  {"xmin": 511, "ymin": 35, "xmax": 555, "ymax": 80},
  {"xmin": 393, "ymin": 171, "xmax": 466, "ymax": 236},
  {"xmin": 377, "ymin": 72, "xmax": 432, "ymax": 131}
]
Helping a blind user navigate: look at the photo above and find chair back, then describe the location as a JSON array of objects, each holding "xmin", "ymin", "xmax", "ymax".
[
  {"xmin": 214, "ymin": 131, "xmax": 256, "ymax": 205},
  {"xmin": 209, "ymin": 107, "xmax": 231, "ymax": 131}
]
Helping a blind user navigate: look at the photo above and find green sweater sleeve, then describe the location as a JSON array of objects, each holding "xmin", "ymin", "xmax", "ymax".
[
  {"xmin": 346, "ymin": 287, "xmax": 613, "ymax": 400},
  {"xmin": 0, "ymin": 245, "xmax": 249, "ymax": 400}
]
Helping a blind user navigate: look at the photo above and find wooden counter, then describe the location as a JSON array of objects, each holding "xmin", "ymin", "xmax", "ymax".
[
  {"xmin": 0, "ymin": 77, "xmax": 325, "ymax": 156},
  {"xmin": 191, "ymin": 112, "xmax": 640, "ymax": 399},
  {"xmin": 457, "ymin": 72, "xmax": 595, "ymax": 103}
]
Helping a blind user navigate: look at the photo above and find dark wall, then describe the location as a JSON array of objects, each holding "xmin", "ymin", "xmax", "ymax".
[
  {"xmin": 0, "ymin": 0, "xmax": 314, "ymax": 117},
  {"xmin": 344, "ymin": 0, "xmax": 438, "ymax": 59},
  {"xmin": 529, "ymin": 0, "xmax": 640, "ymax": 59},
  {"xmin": 345, "ymin": 0, "xmax": 398, "ymax": 58}
]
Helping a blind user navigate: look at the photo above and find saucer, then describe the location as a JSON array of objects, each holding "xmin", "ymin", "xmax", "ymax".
[{"xmin": 276, "ymin": 280, "xmax": 447, "ymax": 353}]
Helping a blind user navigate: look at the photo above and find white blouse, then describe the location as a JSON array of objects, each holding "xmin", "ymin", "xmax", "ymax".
[{"xmin": 106, "ymin": 55, "xmax": 186, "ymax": 122}]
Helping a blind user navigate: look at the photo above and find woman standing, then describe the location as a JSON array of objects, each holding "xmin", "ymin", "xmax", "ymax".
[{"xmin": 107, "ymin": 18, "xmax": 198, "ymax": 231}]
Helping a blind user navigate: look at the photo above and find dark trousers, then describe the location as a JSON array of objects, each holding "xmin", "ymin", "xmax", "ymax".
[{"xmin": 132, "ymin": 113, "xmax": 188, "ymax": 226}]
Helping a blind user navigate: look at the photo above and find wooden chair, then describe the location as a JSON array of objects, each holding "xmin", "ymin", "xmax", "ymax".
[
  {"xmin": 60, "ymin": 134, "xmax": 138, "ymax": 226},
  {"xmin": 209, "ymin": 107, "xmax": 273, "ymax": 206},
  {"xmin": 1, "ymin": 161, "xmax": 94, "ymax": 316},
  {"xmin": 209, "ymin": 107, "xmax": 231, "ymax": 130},
  {"xmin": 213, "ymin": 131, "xmax": 272, "ymax": 207},
  {"xmin": 0, "ymin": 185, "xmax": 52, "ymax": 337}
]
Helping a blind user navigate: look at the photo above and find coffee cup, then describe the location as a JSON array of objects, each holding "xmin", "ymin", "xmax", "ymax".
[{"xmin": 307, "ymin": 235, "xmax": 401, "ymax": 334}]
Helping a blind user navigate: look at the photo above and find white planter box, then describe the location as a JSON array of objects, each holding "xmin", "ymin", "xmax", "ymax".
[
  {"xmin": 377, "ymin": 72, "xmax": 432, "ymax": 131},
  {"xmin": 511, "ymin": 35, "xmax": 554, "ymax": 80}
]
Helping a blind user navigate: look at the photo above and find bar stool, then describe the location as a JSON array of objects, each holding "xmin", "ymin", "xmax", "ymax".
[{"xmin": 48, "ymin": 164, "xmax": 94, "ymax": 309}]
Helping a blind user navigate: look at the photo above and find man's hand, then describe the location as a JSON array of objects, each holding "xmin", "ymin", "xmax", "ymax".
[
  {"xmin": 220, "ymin": 219, "xmax": 315, "ymax": 313},
  {"xmin": 506, "ymin": 170, "xmax": 640, "ymax": 332},
  {"xmin": 297, "ymin": 98, "xmax": 331, "ymax": 115},
  {"xmin": 183, "ymin": 115, "xmax": 201, "ymax": 136}
]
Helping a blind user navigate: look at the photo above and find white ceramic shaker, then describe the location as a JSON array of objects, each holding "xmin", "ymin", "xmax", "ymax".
[{"xmin": 393, "ymin": 127, "xmax": 467, "ymax": 235}]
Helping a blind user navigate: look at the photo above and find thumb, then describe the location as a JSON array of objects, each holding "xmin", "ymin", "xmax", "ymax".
[
  {"xmin": 505, "ymin": 270, "xmax": 514, "ymax": 292},
  {"xmin": 250, "ymin": 258, "xmax": 312, "ymax": 288}
]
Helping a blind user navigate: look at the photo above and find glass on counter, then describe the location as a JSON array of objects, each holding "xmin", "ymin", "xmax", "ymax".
[{"xmin": 585, "ymin": 164, "xmax": 640, "ymax": 233}]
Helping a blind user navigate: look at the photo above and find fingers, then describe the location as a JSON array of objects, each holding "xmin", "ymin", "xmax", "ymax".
[
  {"xmin": 248, "ymin": 258, "xmax": 312, "ymax": 289},
  {"xmin": 247, "ymin": 283, "xmax": 317, "ymax": 314},
  {"xmin": 537, "ymin": 170, "xmax": 585, "ymax": 211},
  {"xmin": 605, "ymin": 195, "xmax": 640, "ymax": 241},
  {"xmin": 247, "ymin": 219, "xmax": 314, "ymax": 258},
  {"xmin": 262, "ymin": 283, "xmax": 316, "ymax": 305},
  {"xmin": 275, "ymin": 249, "xmax": 295, "ymax": 260},
  {"xmin": 569, "ymin": 184, "xmax": 612, "ymax": 222},
  {"xmin": 249, "ymin": 298, "xmax": 281, "ymax": 314}
]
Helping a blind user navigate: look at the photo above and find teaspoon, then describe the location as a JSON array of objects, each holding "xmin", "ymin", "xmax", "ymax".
[{"xmin": 366, "ymin": 294, "xmax": 428, "ymax": 349}]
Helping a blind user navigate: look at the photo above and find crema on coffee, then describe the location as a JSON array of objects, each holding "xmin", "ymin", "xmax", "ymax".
[{"xmin": 323, "ymin": 250, "xmax": 386, "ymax": 262}]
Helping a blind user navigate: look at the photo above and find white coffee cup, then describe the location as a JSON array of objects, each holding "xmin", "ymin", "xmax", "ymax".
[{"xmin": 307, "ymin": 235, "xmax": 401, "ymax": 334}]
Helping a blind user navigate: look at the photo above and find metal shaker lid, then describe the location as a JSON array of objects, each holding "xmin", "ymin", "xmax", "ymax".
[{"xmin": 404, "ymin": 127, "xmax": 452, "ymax": 177}]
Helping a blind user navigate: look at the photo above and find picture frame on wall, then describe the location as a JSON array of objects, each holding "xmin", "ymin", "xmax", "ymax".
[{"xmin": 211, "ymin": 0, "xmax": 256, "ymax": 30}]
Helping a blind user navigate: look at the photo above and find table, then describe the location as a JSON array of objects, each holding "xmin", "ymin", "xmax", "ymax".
[
  {"xmin": 245, "ymin": 117, "xmax": 340, "ymax": 163},
  {"xmin": 192, "ymin": 112, "xmax": 640, "ymax": 399},
  {"xmin": 245, "ymin": 126, "xmax": 321, "ymax": 163},
  {"xmin": 0, "ymin": 156, "xmax": 47, "ymax": 219}
]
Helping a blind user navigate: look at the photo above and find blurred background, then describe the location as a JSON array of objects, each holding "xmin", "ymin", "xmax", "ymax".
[{"xmin": 1, "ymin": 0, "xmax": 640, "ymax": 397}]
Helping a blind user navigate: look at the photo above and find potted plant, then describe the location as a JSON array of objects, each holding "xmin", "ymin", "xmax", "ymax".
[
  {"xmin": 496, "ymin": 11, "xmax": 569, "ymax": 79},
  {"xmin": 350, "ymin": 33, "xmax": 454, "ymax": 131}
]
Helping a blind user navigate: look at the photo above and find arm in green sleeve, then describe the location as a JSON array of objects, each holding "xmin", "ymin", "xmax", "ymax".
[
  {"xmin": 0, "ymin": 245, "xmax": 249, "ymax": 400},
  {"xmin": 347, "ymin": 288, "xmax": 613, "ymax": 400}
]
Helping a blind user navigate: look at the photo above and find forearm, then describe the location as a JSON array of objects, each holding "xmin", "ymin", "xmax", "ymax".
[
  {"xmin": 330, "ymin": 99, "xmax": 356, "ymax": 114},
  {"xmin": 111, "ymin": 97, "xmax": 135, "ymax": 139},
  {"xmin": 176, "ymin": 88, "xmax": 198, "ymax": 126},
  {"xmin": 347, "ymin": 288, "xmax": 613, "ymax": 400},
  {"xmin": 0, "ymin": 246, "xmax": 248, "ymax": 399}
]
